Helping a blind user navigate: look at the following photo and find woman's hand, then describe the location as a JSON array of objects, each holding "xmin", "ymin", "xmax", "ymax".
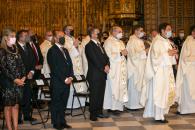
[{"xmin": 14, "ymin": 78, "xmax": 25, "ymax": 86}]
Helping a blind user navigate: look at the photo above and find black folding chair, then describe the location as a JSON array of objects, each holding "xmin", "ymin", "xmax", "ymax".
[
  {"xmin": 37, "ymin": 74, "xmax": 51, "ymax": 123},
  {"xmin": 70, "ymin": 75, "xmax": 89, "ymax": 119},
  {"xmin": 29, "ymin": 74, "xmax": 52, "ymax": 128}
]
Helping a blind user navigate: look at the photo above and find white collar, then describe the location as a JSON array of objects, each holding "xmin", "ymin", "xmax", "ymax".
[
  {"xmin": 91, "ymin": 39, "xmax": 100, "ymax": 45},
  {"xmin": 110, "ymin": 35, "xmax": 119, "ymax": 41},
  {"xmin": 18, "ymin": 41, "xmax": 25, "ymax": 47},
  {"xmin": 55, "ymin": 43, "xmax": 63, "ymax": 49}
]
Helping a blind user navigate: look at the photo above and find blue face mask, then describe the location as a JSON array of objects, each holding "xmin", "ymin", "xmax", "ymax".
[{"xmin": 166, "ymin": 31, "xmax": 172, "ymax": 38}]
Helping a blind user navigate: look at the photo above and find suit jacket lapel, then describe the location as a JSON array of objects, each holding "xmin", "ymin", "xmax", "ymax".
[
  {"xmin": 91, "ymin": 40, "xmax": 102, "ymax": 54},
  {"xmin": 91, "ymin": 40, "xmax": 107, "ymax": 56},
  {"xmin": 53, "ymin": 44, "xmax": 68, "ymax": 63}
]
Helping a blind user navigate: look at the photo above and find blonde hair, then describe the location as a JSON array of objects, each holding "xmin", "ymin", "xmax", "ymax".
[{"xmin": 0, "ymin": 27, "xmax": 17, "ymax": 53}]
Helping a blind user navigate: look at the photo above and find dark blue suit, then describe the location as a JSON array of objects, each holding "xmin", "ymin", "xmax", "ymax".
[
  {"xmin": 85, "ymin": 40, "xmax": 109, "ymax": 117},
  {"xmin": 47, "ymin": 44, "xmax": 73, "ymax": 126}
]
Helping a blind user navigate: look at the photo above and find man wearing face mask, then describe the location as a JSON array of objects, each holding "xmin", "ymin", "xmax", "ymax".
[
  {"xmin": 63, "ymin": 25, "xmax": 86, "ymax": 108},
  {"xmin": 173, "ymin": 29, "xmax": 185, "ymax": 54},
  {"xmin": 27, "ymin": 30, "xmax": 43, "ymax": 79},
  {"xmin": 47, "ymin": 30, "xmax": 73, "ymax": 129},
  {"xmin": 40, "ymin": 30, "xmax": 53, "ymax": 75},
  {"xmin": 16, "ymin": 30, "xmax": 37, "ymax": 124},
  {"xmin": 103, "ymin": 26, "xmax": 128, "ymax": 114},
  {"xmin": 141, "ymin": 23, "xmax": 177, "ymax": 123},
  {"xmin": 125, "ymin": 25, "xmax": 147, "ymax": 110},
  {"xmin": 101, "ymin": 31, "xmax": 109, "ymax": 46}
]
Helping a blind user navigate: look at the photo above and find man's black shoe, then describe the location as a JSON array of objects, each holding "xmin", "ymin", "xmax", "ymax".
[
  {"xmin": 18, "ymin": 119, "xmax": 23, "ymax": 124},
  {"xmin": 90, "ymin": 115, "xmax": 98, "ymax": 121},
  {"xmin": 63, "ymin": 123, "xmax": 72, "ymax": 129},
  {"xmin": 176, "ymin": 111, "xmax": 181, "ymax": 115},
  {"xmin": 155, "ymin": 119, "xmax": 168, "ymax": 123},
  {"xmin": 96, "ymin": 114, "xmax": 109, "ymax": 118},
  {"xmin": 107, "ymin": 110, "xmax": 121, "ymax": 116},
  {"xmin": 24, "ymin": 117, "xmax": 37, "ymax": 122}
]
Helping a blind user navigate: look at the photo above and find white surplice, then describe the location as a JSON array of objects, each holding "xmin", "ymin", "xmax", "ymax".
[
  {"xmin": 64, "ymin": 35, "xmax": 87, "ymax": 108},
  {"xmin": 103, "ymin": 36, "xmax": 128, "ymax": 111},
  {"xmin": 81, "ymin": 35, "xmax": 90, "ymax": 77},
  {"xmin": 140, "ymin": 35, "xmax": 176, "ymax": 120},
  {"xmin": 176, "ymin": 36, "xmax": 195, "ymax": 114},
  {"xmin": 126, "ymin": 35, "xmax": 146, "ymax": 109},
  {"xmin": 40, "ymin": 40, "xmax": 52, "ymax": 75}
]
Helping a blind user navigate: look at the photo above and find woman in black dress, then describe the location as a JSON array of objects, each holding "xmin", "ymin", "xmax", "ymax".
[{"xmin": 0, "ymin": 28, "xmax": 26, "ymax": 130}]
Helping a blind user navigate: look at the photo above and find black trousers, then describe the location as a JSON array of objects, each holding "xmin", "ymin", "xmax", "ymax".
[
  {"xmin": 19, "ymin": 81, "xmax": 32, "ymax": 120},
  {"xmin": 88, "ymin": 79, "xmax": 106, "ymax": 117},
  {"xmin": 50, "ymin": 86, "xmax": 70, "ymax": 125}
]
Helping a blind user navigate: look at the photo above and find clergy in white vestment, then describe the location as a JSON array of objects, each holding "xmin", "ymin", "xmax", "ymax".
[
  {"xmin": 81, "ymin": 35, "xmax": 90, "ymax": 77},
  {"xmin": 176, "ymin": 25, "xmax": 195, "ymax": 114},
  {"xmin": 40, "ymin": 30, "xmax": 53, "ymax": 75},
  {"xmin": 147, "ymin": 30, "xmax": 159, "ymax": 46},
  {"xmin": 103, "ymin": 26, "xmax": 128, "ymax": 112},
  {"xmin": 63, "ymin": 25, "xmax": 87, "ymax": 108},
  {"xmin": 151, "ymin": 30, "xmax": 158, "ymax": 41},
  {"xmin": 126, "ymin": 25, "xmax": 146, "ymax": 110},
  {"xmin": 140, "ymin": 23, "xmax": 177, "ymax": 123}
]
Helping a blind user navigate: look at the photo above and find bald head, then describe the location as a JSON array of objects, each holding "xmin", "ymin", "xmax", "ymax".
[
  {"xmin": 53, "ymin": 30, "xmax": 65, "ymax": 44},
  {"xmin": 111, "ymin": 26, "xmax": 123, "ymax": 39},
  {"xmin": 45, "ymin": 30, "xmax": 53, "ymax": 42},
  {"xmin": 151, "ymin": 30, "xmax": 158, "ymax": 38}
]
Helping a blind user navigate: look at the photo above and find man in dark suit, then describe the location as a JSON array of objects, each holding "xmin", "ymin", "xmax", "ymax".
[
  {"xmin": 28, "ymin": 30, "xmax": 43, "ymax": 79},
  {"xmin": 27, "ymin": 30, "xmax": 44, "ymax": 108},
  {"xmin": 85, "ymin": 28, "xmax": 110, "ymax": 121},
  {"xmin": 47, "ymin": 30, "xmax": 73, "ymax": 129},
  {"xmin": 16, "ymin": 30, "xmax": 37, "ymax": 123}
]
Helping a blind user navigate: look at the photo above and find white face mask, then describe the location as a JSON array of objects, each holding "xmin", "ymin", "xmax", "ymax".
[
  {"xmin": 138, "ymin": 32, "xmax": 144, "ymax": 38},
  {"xmin": 166, "ymin": 31, "xmax": 172, "ymax": 38},
  {"xmin": 116, "ymin": 33, "xmax": 123, "ymax": 40},
  {"xmin": 179, "ymin": 33, "xmax": 184, "ymax": 38},
  {"xmin": 8, "ymin": 37, "xmax": 16, "ymax": 46},
  {"xmin": 47, "ymin": 36, "xmax": 53, "ymax": 42}
]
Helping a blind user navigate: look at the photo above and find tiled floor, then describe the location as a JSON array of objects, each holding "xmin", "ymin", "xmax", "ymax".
[{"xmin": 1, "ymin": 105, "xmax": 195, "ymax": 130}]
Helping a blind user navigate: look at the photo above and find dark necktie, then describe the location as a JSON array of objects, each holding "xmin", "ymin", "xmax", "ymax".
[
  {"xmin": 97, "ymin": 43, "xmax": 104, "ymax": 54},
  {"xmin": 23, "ymin": 45, "xmax": 28, "ymax": 55},
  {"xmin": 60, "ymin": 47, "xmax": 67, "ymax": 60}
]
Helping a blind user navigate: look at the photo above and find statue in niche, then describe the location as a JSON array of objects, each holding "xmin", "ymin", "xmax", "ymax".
[
  {"xmin": 114, "ymin": 0, "xmax": 120, "ymax": 10},
  {"xmin": 124, "ymin": 0, "xmax": 131, "ymax": 11}
]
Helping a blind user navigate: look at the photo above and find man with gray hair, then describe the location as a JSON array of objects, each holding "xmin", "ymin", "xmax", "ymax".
[{"xmin": 103, "ymin": 26, "xmax": 128, "ymax": 114}]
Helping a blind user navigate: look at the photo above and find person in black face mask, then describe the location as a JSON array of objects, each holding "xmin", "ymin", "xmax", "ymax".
[
  {"xmin": 63, "ymin": 25, "xmax": 74, "ymax": 37},
  {"xmin": 70, "ymin": 30, "xmax": 74, "ymax": 37},
  {"xmin": 97, "ymin": 32, "xmax": 102, "ymax": 41},
  {"xmin": 101, "ymin": 31, "xmax": 109, "ymax": 46},
  {"xmin": 63, "ymin": 25, "xmax": 88, "ymax": 109},
  {"xmin": 47, "ymin": 30, "xmax": 73, "ymax": 129},
  {"xmin": 59, "ymin": 36, "xmax": 65, "ymax": 45},
  {"xmin": 63, "ymin": 25, "xmax": 80, "ymax": 49},
  {"xmin": 27, "ymin": 30, "xmax": 43, "ymax": 79}
]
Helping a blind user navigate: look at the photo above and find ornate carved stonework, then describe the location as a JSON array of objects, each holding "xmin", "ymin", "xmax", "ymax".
[
  {"xmin": 144, "ymin": 0, "xmax": 195, "ymax": 34},
  {"xmin": 0, "ymin": 0, "xmax": 194, "ymax": 36}
]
